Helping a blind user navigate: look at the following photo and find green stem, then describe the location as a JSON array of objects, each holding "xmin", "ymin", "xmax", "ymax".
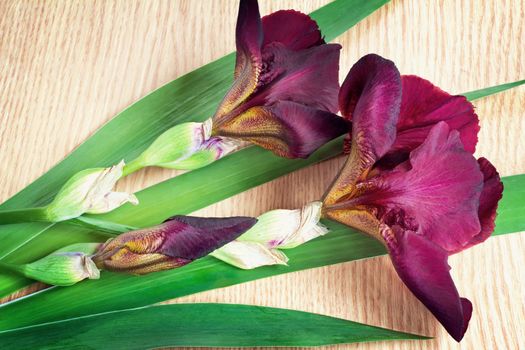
[
  {"xmin": 0, "ymin": 207, "xmax": 50, "ymax": 224},
  {"xmin": 0, "ymin": 261, "xmax": 24, "ymax": 277},
  {"xmin": 0, "ymin": 207, "xmax": 133, "ymax": 237}
]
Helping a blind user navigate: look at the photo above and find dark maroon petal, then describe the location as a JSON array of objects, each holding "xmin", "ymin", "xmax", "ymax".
[
  {"xmin": 214, "ymin": 0, "xmax": 263, "ymax": 122},
  {"xmin": 380, "ymin": 75, "xmax": 480, "ymax": 167},
  {"xmin": 159, "ymin": 216, "xmax": 258, "ymax": 259},
  {"xmin": 339, "ymin": 53, "xmax": 402, "ymax": 159},
  {"xmin": 250, "ymin": 42, "xmax": 341, "ymax": 113},
  {"xmin": 372, "ymin": 122, "xmax": 484, "ymax": 253},
  {"xmin": 324, "ymin": 54, "xmax": 401, "ymax": 204},
  {"xmin": 261, "ymin": 10, "xmax": 324, "ymax": 50},
  {"xmin": 215, "ymin": 100, "xmax": 348, "ymax": 158},
  {"xmin": 386, "ymin": 227, "xmax": 472, "ymax": 342},
  {"xmin": 455, "ymin": 157, "xmax": 503, "ymax": 251}
]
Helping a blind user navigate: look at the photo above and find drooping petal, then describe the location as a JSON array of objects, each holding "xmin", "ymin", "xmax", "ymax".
[
  {"xmin": 214, "ymin": 100, "xmax": 347, "ymax": 158},
  {"xmin": 261, "ymin": 10, "xmax": 324, "ymax": 50},
  {"xmin": 215, "ymin": 0, "xmax": 263, "ymax": 122},
  {"xmin": 324, "ymin": 54, "xmax": 402, "ymax": 204},
  {"xmin": 211, "ymin": 240, "xmax": 288, "ymax": 269},
  {"xmin": 368, "ymin": 123, "xmax": 484, "ymax": 253},
  {"xmin": 454, "ymin": 157, "xmax": 503, "ymax": 252},
  {"xmin": 379, "ymin": 75, "xmax": 479, "ymax": 168},
  {"xmin": 93, "ymin": 216, "xmax": 257, "ymax": 274},
  {"xmin": 386, "ymin": 227, "xmax": 472, "ymax": 342},
  {"xmin": 254, "ymin": 42, "xmax": 341, "ymax": 113}
]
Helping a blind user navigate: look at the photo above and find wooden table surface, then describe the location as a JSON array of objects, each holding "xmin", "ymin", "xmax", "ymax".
[{"xmin": 1, "ymin": 0, "xmax": 524, "ymax": 349}]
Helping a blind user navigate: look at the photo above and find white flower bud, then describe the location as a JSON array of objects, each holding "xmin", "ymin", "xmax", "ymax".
[
  {"xmin": 211, "ymin": 201, "xmax": 328, "ymax": 269},
  {"xmin": 210, "ymin": 241, "xmax": 288, "ymax": 270},
  {"xmin": 46, "ymin": 161, "xmax": 137, "ymax": 221}
]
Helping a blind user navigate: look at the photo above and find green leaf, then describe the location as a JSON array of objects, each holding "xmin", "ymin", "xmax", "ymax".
[
  {"xmin": 463, "ymin": 79, "xmax": 525, "ymax": 101},
  {"xmin": 0, "ymin": 303, "xmax": 428, "ymax": 349},
  {"xmin": 0, "ymin": 0, "xmax": 390, "ymax": 297}
]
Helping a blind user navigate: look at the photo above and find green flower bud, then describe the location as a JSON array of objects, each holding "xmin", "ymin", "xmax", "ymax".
[
  {"xmin": 211, "ymin": 201, "xmax": 328, "ymax": 269},
  {"xmin": 10, "ymin": 243, "xmax": 101, "ymax": 286},
  {"xmin": 123, "ymin": 119, "xmax": 241, "ymax": 174},
  {"xmin": 46, "ymin": 161, "xmax": 138, "ymax": 221}
]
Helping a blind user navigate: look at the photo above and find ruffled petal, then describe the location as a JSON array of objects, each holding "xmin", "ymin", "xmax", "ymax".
[
  {"xmin": 262, "ymin": 10, "xmax": 324, "ymax": 50},
  {"xmin": 324, "ymin": 54, "xmax": 402, "ymax": 204},
  {"xmin": 215, "ymin": 0, "xmax": 263, "ymax": 122},
  {"xmin": 386, "ymin": 227, "xmax": 472, "ymax": 342},
  {"xmin": 453, "ymin": 157, "xmax": 503, "ymax": 252},
  {"xmin": 93, "ymin": 216, "xmax": 257, "ymax": 274},
  {"xmin": 379, "ymin": 75, "xmax": 479, "ymax": 167},
  {"xmin": 371, "ymin": 123, "xmax": 484, "ymax": 253},
  {"xmin": 213, "ymin": 100, "xmax": 348, "ymax": 158}
]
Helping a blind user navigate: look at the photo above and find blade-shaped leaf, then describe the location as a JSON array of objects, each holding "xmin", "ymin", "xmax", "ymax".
[
  {"xmin": 0, "ymin": 0, "xmax": 390, "ymax": 298},
  {"xmin": 0, "ymin": 303, "xmax": 427, "ymax": 349},
  {"xmin": 463, "ymin": 79, "xmax": 525, "ymax": 101}
]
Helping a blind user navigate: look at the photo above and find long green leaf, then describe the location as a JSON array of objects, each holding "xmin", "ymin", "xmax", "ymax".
[
  {"xmin": 0, "ymin": 0, "xmax": 390, "ymax": 298},
  {"xmin": 463, "ymin": 79, "xmax": 525, "ymax": 101},
  {"xmin": 0, "ymin": 303, "xmax": 427, "ymax": 349}
]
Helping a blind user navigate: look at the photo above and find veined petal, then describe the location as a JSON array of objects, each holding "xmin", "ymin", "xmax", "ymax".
[
  {"xmin": 366, "ymin": 123, "xmax": 484, "ymax": 253},
  {"xmin": 386, "ymin": 227, "xmax": 472, "ymax": 342},
  {"xmin": 215, "ymin": 0, "xmax": 263, "ymax": 122},
  {"xmin": 324, "ymin": 54, "xmax": 401, "ymax": 204},
  {"xmin": 93, "ymin": 216, "xmax": 257, "ymax": 274},
  {"xmin": 214, "ymin": 101, "xmax": 347, "ymax": 158},
  {"xmin": 379, "ymin": 75, "xmax": 480, "ymax": 168},
  {"xmin": 262, "ymin": 10, "xmax": 324, "ymax": 50},
  {"xmin": 211, "ymin": 241, "xmax": 288, "ymax": 269},
  {"xmin": 254, "ymin": 42, "xmax": 341, "ymax": 113}
]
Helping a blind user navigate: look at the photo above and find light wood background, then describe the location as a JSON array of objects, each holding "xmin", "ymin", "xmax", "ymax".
[{"xmin": 1, "ymin": 0, "xmax": 524, "ymax": 349}]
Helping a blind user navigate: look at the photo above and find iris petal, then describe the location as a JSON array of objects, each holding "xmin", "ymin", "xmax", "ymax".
[
  {"xmin": 378, "ymin": 75, "xmax": 480, "ymax": 168},
  {"xmin": 215, "ymin": 0, "xmax": 263, "ymax": 122},
  {"xmin": 261, "ymin": 10, "xmax": 324, "ymax": 50},
  {"xmin": 368, "ymin": 123, "xmax": 484, "ymax": 253},
  {"xmin": 214, "ymin": 100, "xmax": 347, "ymax": 158},
  {"xmin": 456, "ymin": 157, "xmax": 503, "ymax": 252},
  {"xmin": 253, "ymin": 42, "xmax": 341, "ymax": 113},
  {"xmin": 324, "ymin": 54, "xmax": 402, "ymax": 204},
  {"xmin": 386, "ymin": 227, "xmax": 472, "ymax": 342}
]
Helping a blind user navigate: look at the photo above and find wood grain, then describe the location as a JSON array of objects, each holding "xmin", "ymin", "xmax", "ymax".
[{"xmin": 1, "ymin": 0, "xmax": 524, "ymax": 349}]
